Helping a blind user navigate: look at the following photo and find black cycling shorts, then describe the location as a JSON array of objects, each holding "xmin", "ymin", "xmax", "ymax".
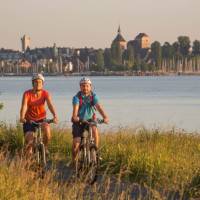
[
  {"xmin": 23, "ymin": 119, "xmax": 45, "ymax": 134},
  {"xmin": 72, "ymin": 119, "xmax": 96, "ymax": 138}
]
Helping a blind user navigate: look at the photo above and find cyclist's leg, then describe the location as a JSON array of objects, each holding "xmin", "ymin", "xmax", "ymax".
[
  {"xmin": 92, "ymin": 125, "xmax": 99, "ymax": 148},
  {"xmin": 72, "ymin": 137, "xmax": 81, "ymax": 163},
  {"xmin": 23, "ymin": 122, "xmax": 36, "ymax": 156},
  {"xmin": 24, "ymin": 132, "xmax": 35, "ymax": 155},
  {"xmin": 41, "ymin": 122, "xmax": 51, "ymax": 148},
  {"xmin": 72, "ymin": 122, "xmax": 84, "ymax": 163}
]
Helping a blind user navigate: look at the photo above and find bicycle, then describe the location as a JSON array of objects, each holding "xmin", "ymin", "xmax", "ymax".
[
  {"xmin": 75, "ymin": 118, "xmax": 104, "ymax": 184},
  {"xmin": 29, "ymin": 119, "xmax": 54, "ymax": 173}
]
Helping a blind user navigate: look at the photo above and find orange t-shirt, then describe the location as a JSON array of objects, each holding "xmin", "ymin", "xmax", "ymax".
[{"xmin": 23, "ymin": 89, "xmax": 49, "ymax": 121}]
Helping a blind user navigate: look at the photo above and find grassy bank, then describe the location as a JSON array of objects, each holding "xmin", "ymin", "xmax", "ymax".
[{"xmin": 0, "ymin": 123, "xmax": 200, "ymax": 199}]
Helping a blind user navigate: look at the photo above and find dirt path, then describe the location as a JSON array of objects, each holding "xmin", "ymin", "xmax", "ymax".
[{"xmin": 45, "ymin": 160, "xmax": 184, "ymax": 200}]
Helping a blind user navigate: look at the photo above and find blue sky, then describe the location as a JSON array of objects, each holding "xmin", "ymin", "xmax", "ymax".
[{"xmin": 0, "ymin": 0, "xmax": 199, "ymax": 50}]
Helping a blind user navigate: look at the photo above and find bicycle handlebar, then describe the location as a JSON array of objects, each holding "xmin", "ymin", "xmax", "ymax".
[
  {"xmin": 80, "ymin": 118, "xmax": 104, "ymax": 125},
  {"xmin": 30, "ymin": 119, "xmax": 54, "ymax": 126}
]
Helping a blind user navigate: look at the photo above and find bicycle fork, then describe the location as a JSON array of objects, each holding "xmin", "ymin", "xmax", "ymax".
[
  {"xmin": 88, "ymin": 126, "xmax": 95, "ymax": 165},
  {"xmin": 37, "ymin": 128, "xmax": 46, "ymax": 166},
  {"xmin": 82, "ymin": 127, "xmax": 92, "ymax": 168}
]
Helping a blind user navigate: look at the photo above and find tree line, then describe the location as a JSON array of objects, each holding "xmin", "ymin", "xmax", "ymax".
[{"xmin": 93, "ymin": 36, "xmax": 200, "ymax": 73}]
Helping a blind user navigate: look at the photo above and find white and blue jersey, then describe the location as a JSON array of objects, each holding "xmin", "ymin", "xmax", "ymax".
[{"xmin": 72, "ymin": 92, "xmax": 99, "ymax": 120}]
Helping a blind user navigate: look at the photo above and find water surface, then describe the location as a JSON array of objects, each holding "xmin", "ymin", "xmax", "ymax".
[{"xmin": 0, "ymin": 76, "xmax": 200, "ymax": 131}]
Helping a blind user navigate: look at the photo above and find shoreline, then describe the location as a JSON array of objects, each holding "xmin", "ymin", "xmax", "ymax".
[{"xmin": 2, "ymin": 71, "xmax": 200, "ymax": 77}]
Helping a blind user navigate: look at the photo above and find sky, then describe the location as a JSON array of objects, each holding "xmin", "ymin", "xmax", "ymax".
[{"xmin": 0, "ymin": 0, "xmax": 199, "ymax": 50}]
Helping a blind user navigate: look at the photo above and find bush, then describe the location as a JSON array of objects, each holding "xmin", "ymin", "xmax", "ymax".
[{"xmin": 0, "ymin": 103, "xmax": 3, "ymax": 110}]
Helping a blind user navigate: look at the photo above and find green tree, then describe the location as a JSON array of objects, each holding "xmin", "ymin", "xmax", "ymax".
[
  {"xmin": 177, "ymin": 36, "xmax": 191, "ymax": 71},
  {"xmin": 140, "ymin": 61, "xmax": 149, "ymax": 72},
  {"xmin": 178, "ymin": 36, "xmax": 191, "ymax": 57},
  {"xmin": 133, "ymin": 53, "xmax": 141, "ymax": 71},
  {"xmin": 104, "ymin": 48, "xmax": 112, "ymax": 68},
  {"xmin": 151, "ymin": 41, "xmax": 162, "ymax": 70},
  {"xmin": 162, "ymin": 42, "xmax": 173, "ymax": 59},
  {"xmin": 124, "ymin": 45, "xmax": 135, "ymax": 69},
  {"xmin": 192, "ymin": 40, "xmax": 200, "ymax": 56},
  {"xmin": 192, "ymin": 40, "xmax": 200, "ymax": 71},
  {"xmin": 95, "ymin": 49, "xmax": 104, "ymax": 71},
  {"xmin": 172, "ymin": 42, "xmax": 180, "ymax": 56},
  {"xmin": 0, "ymin": 103, "xmax": 3, "ymax": 110},
  {"xmin": 162, "ymin": 42, "xmax": 173, "ymax": 71},
  {"xmin": 172, "ymin": 42, "xmax": 181, "ymax": 72}
]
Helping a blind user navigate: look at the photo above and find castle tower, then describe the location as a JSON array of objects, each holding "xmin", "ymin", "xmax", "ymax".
[
  {"xmin": 21, "ymin": 35, "xmax": 31, "ymax": 52},
  {"xmin": 53, "ymin": 43, "xmax": 58, "ymax": 58}
]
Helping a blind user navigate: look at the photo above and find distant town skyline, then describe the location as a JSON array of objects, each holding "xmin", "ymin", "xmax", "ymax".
[{"xmin": 0, "ymin": 0, "xmax": 199, "ymax": 50}]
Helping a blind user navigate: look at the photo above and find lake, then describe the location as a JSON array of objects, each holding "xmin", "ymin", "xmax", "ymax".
[{"xmin": 0, "ymin": 76, "xmax": 200, "ymax": 132}]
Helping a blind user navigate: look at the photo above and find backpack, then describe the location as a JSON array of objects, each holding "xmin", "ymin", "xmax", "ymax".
[{"xmin": 76, "ymin": 91, "xmax": 96, "ymax": 109}]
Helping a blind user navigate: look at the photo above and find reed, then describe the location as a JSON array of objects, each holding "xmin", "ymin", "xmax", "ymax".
[{"xmin": 0, "ymin": 123, "xmax": 200, "ymax": 198}]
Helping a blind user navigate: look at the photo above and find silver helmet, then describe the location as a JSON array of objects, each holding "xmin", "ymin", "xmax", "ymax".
[
  {"xmin": 32, "ymin": 73, "xmax": 45, "ymax": 82},
  {"xmin": 79, "ymin": 77, "xmax": 92, "ymax": 85}
]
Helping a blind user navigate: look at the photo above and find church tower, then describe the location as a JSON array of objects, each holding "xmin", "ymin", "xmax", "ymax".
[{"xmin": 111, "ymin": 26, "xmax": 127, "ymax": 50}]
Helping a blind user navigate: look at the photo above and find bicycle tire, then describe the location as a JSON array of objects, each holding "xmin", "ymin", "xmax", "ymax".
[
  {"xmin": 40, "ymin": 143, "xmax": 46, "ymax": 167},
  {"xmin": 75, "ymin": 146, "xmax": 85, "ymax": 178},
  {"xmin": 36, "ymin": 146, "xmax": 40, "ymax": 165},
  {"xmin": 86, "ymin": 146, "xmax": 98, "ymax": 184},
  {"xmin": 36, "ymin": 143, "xmax": 46, "ymax": 167}
]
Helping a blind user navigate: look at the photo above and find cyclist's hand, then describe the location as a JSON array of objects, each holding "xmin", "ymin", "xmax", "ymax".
[
  {"xmin": 71, "ymin": 116, "xmax": 80, "ymax": 123},
  {"xmin": 20, "ymin": 118, "xmax": 26, "ymax": 123},
  {"xmin": 53, "ymin": 116, "xmax": 58, "ymax": 124},
  {"xmin": 103, "ymin": 117, "xmax": 109, "ymax": 124}
]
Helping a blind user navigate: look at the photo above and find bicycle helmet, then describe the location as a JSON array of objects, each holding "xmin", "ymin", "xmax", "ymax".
[
  {"xmin": 79, "ymin": 77, "xmax": 92, "ymax": 85},
  {"xmin": 32, "ymin": 73, "xmax": 45, "ymax": 82}
]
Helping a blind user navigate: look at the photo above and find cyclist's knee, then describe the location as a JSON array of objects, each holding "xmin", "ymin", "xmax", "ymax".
[
  {"xmin": 44, "ymin": 132, "xmax": 51, "ymax": 140},
  {"xmin": 42, "ymin": 124, "xmax": 51, "ymax": 139},
  {"xmin": 73, "ymin": 138, "xmax": 81, "ymax": 148},
  {"xmin": 92, "ymin": 125, "xmax": 97, "ymax": 132},
  {"xmin": 42, "ymin": 123, "xmax": 50, "ymax": 132},
  {"xmin": 25, "ymin": 131, "xmax": 34, "ymax": 143}
]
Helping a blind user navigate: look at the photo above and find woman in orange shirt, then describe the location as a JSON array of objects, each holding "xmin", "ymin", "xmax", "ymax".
[{"xmin": 20, "ymin": 73, "xmax": 58, "ymax": 155}]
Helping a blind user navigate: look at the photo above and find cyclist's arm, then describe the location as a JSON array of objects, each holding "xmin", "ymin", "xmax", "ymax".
[
  {"xmin": 72, "ymin": 104, "xmax": 80, "ymax": 122},
  {"xmin": 46, "ymin": 95, "xmax": 58, "ymax": 123},
  {"xmin": 95, "ymin": 103, "xmax": 109, "ymax": 123},
  {"xmin": 20, "ymin": 93, "xmax": 28, "ymax": 123}
]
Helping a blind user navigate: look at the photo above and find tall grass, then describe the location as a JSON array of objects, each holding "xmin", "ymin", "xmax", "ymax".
[
  {"xmin": 0, "ymin": 123, "xmax": 200, "ymax": 198},
  {"xmin": 0, "ymin": 152, "xmax": 165, "ymax": 200}
]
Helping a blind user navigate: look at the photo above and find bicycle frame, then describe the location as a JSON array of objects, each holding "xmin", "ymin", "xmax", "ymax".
[
  {"xmin": 33, "ymin": 125, "xmax": 46, "ymax": 165},
  {"xmin": 75, "ymin": 119, "xmax": 104, "ymax": 184},
  {"xmin": 30, "ymin": 119, "xmax": 53, "ymax": 167}
]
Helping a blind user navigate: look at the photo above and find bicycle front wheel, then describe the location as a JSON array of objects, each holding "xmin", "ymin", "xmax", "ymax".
[
  {"xmin": 38, "ymin": 143, "xmax": 46, "ymax": 167},
  {"xmin": 75, "ymin": 146, "xmax": 85, "ymax": 178},
  {"xmin": 87, "ymin": 146, "xmax": 98, "ymax": 184}
]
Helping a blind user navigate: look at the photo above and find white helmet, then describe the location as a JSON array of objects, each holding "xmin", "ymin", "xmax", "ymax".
[
  {"xmin": 79, "ymin": 77, "xmax": 92, "ymax": 85},
  {"xmin": 32, "ymin": 73, "xmax": 45, "ymax": 82}
]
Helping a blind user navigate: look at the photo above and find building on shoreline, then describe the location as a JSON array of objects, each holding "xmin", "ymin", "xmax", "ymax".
[
  {"xmin": 0, "ymin": 30, "xmax": 200, "ymax": 75},
  {"xmin": 127, "ymin": 33, "xmax": 151, "ymax": 60}
]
